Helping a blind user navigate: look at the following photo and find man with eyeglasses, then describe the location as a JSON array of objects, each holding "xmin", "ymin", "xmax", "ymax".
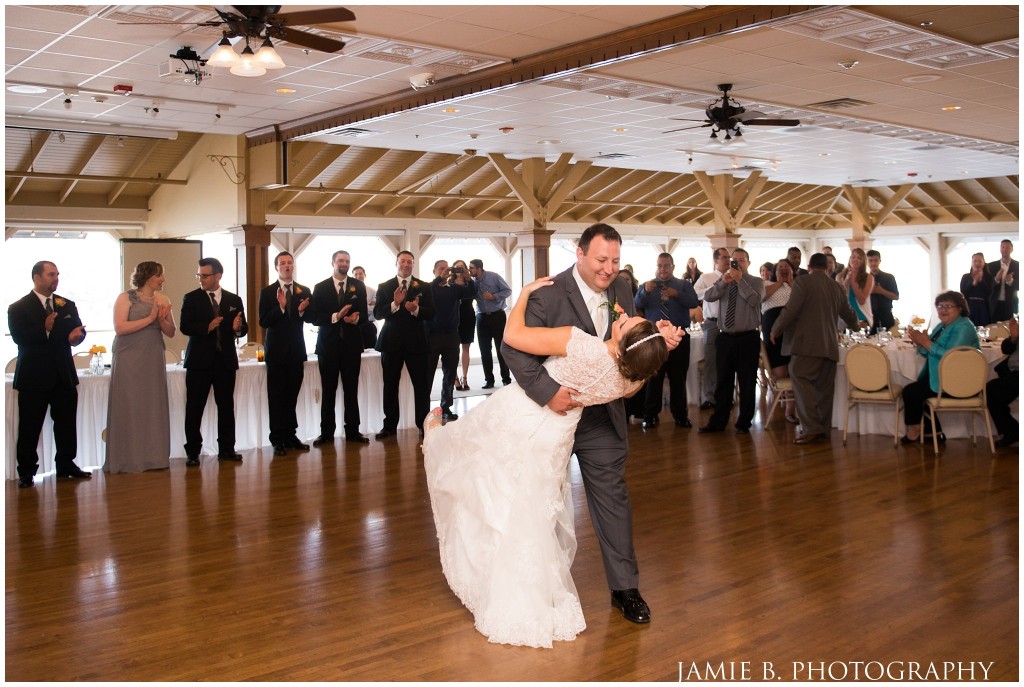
[
  {"xmin": 693, "ymin": 248, "xmax": 732, "ymax": 410},
  {"xmin": 180, "ymin": 257, "xmax": 248, "ymax": 465}
]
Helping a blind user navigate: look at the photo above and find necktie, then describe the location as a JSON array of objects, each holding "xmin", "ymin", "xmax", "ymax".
[
  {"xmin": 659, "ymin": 285, "xmax": 671, "ymax": 321},
  {"xmin": 337, "ymin": 280, "xmax": 345, "ymax": 308},
  {"xmin": 401, "ymin": 279, "xmax": 408, "ymax": 291},
  {"xmin": 44, "ymin": 297, "xmax": 53, "ymax": 315},
  {"xmin": 209, "ymin": 292, "xmax": 221, "ymax": 351},
  {"xmin": 285, "ymin": 284, "xmax": 292, "ymax": 314},
  {"xmin": 592, "ymin": 293, "xmax": 607, "ymax": 338},
  {"xmin": 724, "ymin": 283, "xmax": 738, "ymax": 330}
]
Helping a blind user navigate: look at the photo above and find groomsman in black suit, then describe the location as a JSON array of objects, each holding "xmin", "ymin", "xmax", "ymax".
[
  {"xmin": 258, "ymin": 251, "xmax": 311, "ymax": 456},
  {"xmin": 373, "ymin": 250, "xmax": 435, "ymax": 438},
  {"xmin": 987, "ymin": 239, "xmax": 1019, "ymax": 321},
  {"xmin": 180, "ymin": 257, "xmax": 248, "ymax": 465},
  {"xmin": 8, "ymin": 260, "xmax": 91, "ymax": 487},
  {"xmin": 304, "ymin": 250, "xmax": 370, "ymax": 446}
]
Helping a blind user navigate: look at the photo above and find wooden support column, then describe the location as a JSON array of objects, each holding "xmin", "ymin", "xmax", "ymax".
[
  {"xmin": 694, "ymin": 170, "xmax": 767, "ymax": 253},
  {"xmin": 843, "ymin": 183, "xmax": 916, "ymax": 252},
  {"xmin": 232, "ymin": 223, "xmax": 274, "ymax": 343}
]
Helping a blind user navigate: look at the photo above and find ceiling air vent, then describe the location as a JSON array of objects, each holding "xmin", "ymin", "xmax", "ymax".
[
  {"xmin": 330, "ymin": 127, "xmax": 379, "ymax": 138},
  {"xmin": 804, "ymin": 97, "xmax": 872, "ymax": 110},
  {"xmin": 910, "ymin": 144, "xmax": 945, "ymax": 151},
  {"xmin": 594, "ymin": 152, "xmax": 635, "ymax": 160}
]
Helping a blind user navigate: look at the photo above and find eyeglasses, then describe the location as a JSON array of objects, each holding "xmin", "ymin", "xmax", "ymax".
[
  {"xmin": 935, "ymin": 304, "xmax": 957, "ymax": 311},
  {"xmin": 196, "ymin": 272, "xmax": 215, "ymax": 279}
]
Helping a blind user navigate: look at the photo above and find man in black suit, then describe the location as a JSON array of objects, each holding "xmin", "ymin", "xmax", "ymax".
[
  {"xmin": 987, "ymin": 239, "xmax": 1019, "ymax": 321},
  {"xmin": 8, "ymin": 260, "xmax": 90, "ymax": 487},
  {"xmin": 304, "ymin": 249, "xmax": 370, "ymax": 446},
  {"xmin": 427, "ymin": 259, "xmax": 475, "ymax": 422},
  {"xmin": 180, "ymin": 257, "xmax": 248, "ymax": 465},
  {"xmin": 258, "ymin": 251, "xmax": 311, "ymax": 457},
  {"xmin": 373, "ymin": 250, "xmax": 435, "ymax": 438}
]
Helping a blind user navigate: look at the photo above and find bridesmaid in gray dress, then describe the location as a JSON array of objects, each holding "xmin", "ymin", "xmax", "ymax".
[{"xmin": 104, "ymin": 261, "xmax": 177, "ymax": 473}]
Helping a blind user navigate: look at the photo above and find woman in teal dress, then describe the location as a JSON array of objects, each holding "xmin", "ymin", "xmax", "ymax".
[{"xmin": 900, "ymin": 291, "xmax": 980, "ymax": 444}]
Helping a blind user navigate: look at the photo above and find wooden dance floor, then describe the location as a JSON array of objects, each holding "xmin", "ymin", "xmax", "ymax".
[{"xmin": 5, "ymin": 394, "xmax": 1018, "ymax": 681}]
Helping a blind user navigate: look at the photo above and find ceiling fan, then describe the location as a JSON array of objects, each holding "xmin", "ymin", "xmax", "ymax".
[
  {"xmin": 121, "ymin": 5, "xmax": 356, "ymax": 55},
  {"xmin": 663, "ymin": 84, "xmax": 800, "ymax": 141}
]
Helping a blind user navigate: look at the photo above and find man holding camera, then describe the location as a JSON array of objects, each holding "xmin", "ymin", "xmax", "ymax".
[
  {"xmin": 633, "ymin": 253, "xmax": 699, "ymax": 428},
  {"xmin": 469, "ymin": 259, "xmax": 512, "ymax": 389},
  {"xmin": 693, "ymin": 248, "xmax": 732, "ymax": 410},
  {"xmin": 428, "ymin": 260, "xmax": 476, "ymax": 422},
  {"xmin": 699, "ymin": 248, "xmax": 765, "ymax": 434}
]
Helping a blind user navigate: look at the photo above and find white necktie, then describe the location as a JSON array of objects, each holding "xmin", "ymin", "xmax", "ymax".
[{"xmin": 591, "ymin": 292, "xmax": 607, "ymax": 337}]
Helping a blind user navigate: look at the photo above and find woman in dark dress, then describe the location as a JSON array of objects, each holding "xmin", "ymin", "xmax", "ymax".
[
  {"xmin": 959, "ymin": 252, "xmax": 994, "ymax": 326},
  {"xmin": 452, "ymin": 259, "xmax": 477, "ymax": 390},
  {"xmin": 683, "ymin": 257, "xmax": 702, "ymax": 284}
]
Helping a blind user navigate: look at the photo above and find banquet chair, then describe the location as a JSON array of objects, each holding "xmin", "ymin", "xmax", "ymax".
[
  {"xmin": 72, "ymin": 351, "xmax": 92, "ymax": 369},
  {"xmin": 238, "ymin": 342, "xmax": 263, "ymax": 360},
  {"xmin": 922, "ymin": 346, "xmax": 995, "ymax": 455},
  {"xmin": 758, "ymin": 342, "xmax": 793, "ymax": 428},
  {"xmin": 5, "ymin": 357, "xmax": 17, "ymax": 374},
  {"xmin": 987, "ymin": 323, "xmax": 1010, "ymax": 340},
  {"xmin": 843, "ymin": 344, "xmax": 903, "ymax": 447}
]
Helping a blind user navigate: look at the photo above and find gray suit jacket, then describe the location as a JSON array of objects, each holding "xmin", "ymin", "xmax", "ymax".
[
  {"xmin": 771, "ymin": 270, "xmax": 859, "ymax": 361},
  {"xmin": 501, "ymin": 266, "xmax": 636, "ymax": 441}
]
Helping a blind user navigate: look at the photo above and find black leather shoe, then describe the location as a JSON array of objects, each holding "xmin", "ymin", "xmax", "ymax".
[
  {"xmin": 699, "ymin": 401, "xmax": 715, "ymax": 410},
  {"xmin": 185, "ymin": 455, "xmax": 200, "ymax": 466},
  {"xmin": 56, "ymin": 466, "xmax": 91, "ymax": 479},
  {"xmin": 312, "ymin": 435, "xmax": 333, "ymax": 447},
  {"xmin": 286, "ymin": 438, "xmax": 310, "ymax": 451},
  {"xmin": 441, "ymin": 410, "xmax": 459, "ymax": 422},
  {"xmin": 611, "ymin": 589, "xmax": 651, "ymax": 624},
  {"xmin": 346, "ymin": 433, "xmax": 370, "ymax": 444},
  {"xmin": 698, "ymin": 425, "xmax": 723, "ymax": 434},
  {"xmin": 675, "ymin": 417, "xmax": 693, "ymax": 428},
  {"xmin": 218, "ymin": 452, "xmax": 243, "ymax": 461},
  {"xmin": 18, "ymin": 476, "xmax": 33, "ymax": 489},
  {"xmin": 735, "ymin": 426, "xmax": 750, "ymax": 434},
  {"xmin": 273, "ymin": 444, "xmax": 287, "ymax": 456},
  {"xmin": 481, "ymin": 381, "xmax": 495, "ymax": 389},
  {"xmin": 375, "ymin": 429, "xmax": 397, "ymax": 440},
  {"xmin": 502, "ymin": 379, "xmax": 512, "ymax": 386},
  {"xmin": 924, "ymin": 431, "xmax": 947, "ymax": 443},
  {"xmin": 641, "ymin": 416, "xmax": 659, "ymax": 429},
  {"xmin": 900, "ymin": 434, "xmax": 919, "ymax": 445},
  {"xmin": 995, "ymin": 434, "xmax": 1018, "ymax": 448}
]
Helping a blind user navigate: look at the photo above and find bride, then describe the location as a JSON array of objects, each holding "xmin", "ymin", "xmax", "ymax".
[{"xmin": 422, "ymin": 276, "xmax": 674, "ymax": 648}]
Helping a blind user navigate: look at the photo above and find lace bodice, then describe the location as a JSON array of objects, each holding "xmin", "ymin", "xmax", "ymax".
[{"xmin": 544, "ymin": 327, "xmax": 643, "ymax": 406}]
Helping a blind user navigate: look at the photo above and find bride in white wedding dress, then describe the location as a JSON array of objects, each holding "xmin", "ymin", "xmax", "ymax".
[{"xmin": 422, "ymin": 277, "xmax": 674, "ymax": 648}]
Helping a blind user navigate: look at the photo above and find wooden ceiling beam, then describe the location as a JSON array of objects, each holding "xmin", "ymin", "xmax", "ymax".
[{"xmin": 8, "ymin": 131, "xmax": 52, "ymax": 203}]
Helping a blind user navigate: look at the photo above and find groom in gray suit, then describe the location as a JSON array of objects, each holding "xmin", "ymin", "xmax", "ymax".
[{"xmin": 502, "ymin": 223, "xmax": 681, "ymax": 625}]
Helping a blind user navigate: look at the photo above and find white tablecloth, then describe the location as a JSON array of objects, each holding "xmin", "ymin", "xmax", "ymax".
[
  {"xmin": 5, "ymin": 352, "xmax": 415, "ymax": 478},
  {"xmin": 832, "ymin": 341, "xmax": 1013, "ymax": 438}
]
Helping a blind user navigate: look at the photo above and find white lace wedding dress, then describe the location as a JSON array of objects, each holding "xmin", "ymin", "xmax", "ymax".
[{"xmin": 422, "ymin": 327, "xmax": 643, "ymax": 648}]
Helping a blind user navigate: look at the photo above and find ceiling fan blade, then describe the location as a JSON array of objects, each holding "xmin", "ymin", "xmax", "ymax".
[
  {"xmin": 276, "ymin": 8, "xmax": 357, "ymax": 25},
  {"xmin": 230, "ymin": 6, "xmax": 277, "ymax": 20},
  {"xmin": 733, "ymin": 110, "xmax": 766, "ymax": 122},
  {"xmin": 667, "ymin": 117, "xmax": 710, "ymax": 123},
  {"xmin": 742, "ymin": 119, "xmax": 801, "ymax": 126},
  {"xmin": 276, "ymin": 26, "xmax": 348, "ymax": 53},
  {"xmin": 663, "ymin": 123, "xmax": 711, "ymax": 134}
]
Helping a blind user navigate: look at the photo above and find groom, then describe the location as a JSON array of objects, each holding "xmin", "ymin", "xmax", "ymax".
[{"xmin": 502, "ymin": 223, "xmax": 681, "ymax": 625}]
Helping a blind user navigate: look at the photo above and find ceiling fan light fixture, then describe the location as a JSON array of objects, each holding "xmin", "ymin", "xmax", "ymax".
[
  {"xmin": 230, "ymin": 45, "xmax": 267, "ymax": 77},
  {"xmin": 208, "ymin": 36, "xmax": 241, "ymax": 68},
  {"xmin": 255, "ymin": 37, "xmax": 286, "ymax": 70}
]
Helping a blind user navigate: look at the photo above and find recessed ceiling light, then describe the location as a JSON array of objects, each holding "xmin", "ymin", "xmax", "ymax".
[
  {"xmin": 920, "ymin": 20, "xmax": 934, "ymax": 27},
  {"xmin": 613, "ymin": 127, "xmax": 627, "ymax": 132},
  {"xmin": 942, "ymin": 105, "xmax": 962, "ymax": 111},
  {"xmin": 536, "ymin": 139, "xmax": 561, "ymax": 145},
  {"xmin": 883, "ymin": 160, "xmax": 897, "ymax": 165},
  {"xmin": 275, "ymin": 87, "xmax": 296, "ymax": 94},
  {"xmin": 818, "ymin": 152, "xmax": 831, "ymax": 157},
  {"xmin": 902, "ymin": 74, "xmax": 941, "ymax": 84},
  {"xmin": 442, "ymin": 107, "xmax": 459, "ymax": 113},
  {"xmin": 7, "ymin": 84, "xmax": 47, "ymax": 94}
]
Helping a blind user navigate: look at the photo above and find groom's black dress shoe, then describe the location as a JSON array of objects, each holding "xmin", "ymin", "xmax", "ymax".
[
  {"xmin": 441, "ymin": 410, "xmax": 459, "ymax": 422},
  {"xmin": 18, "ymin": 476, "xmax": 33, "ymax": 489},
  {"xmin": 611, "ymin": 589, "xmax": 651, "ymax": 624},
  {"xmin": 56, "ymin": 466, "xmax": 91, "ymax": 479}
]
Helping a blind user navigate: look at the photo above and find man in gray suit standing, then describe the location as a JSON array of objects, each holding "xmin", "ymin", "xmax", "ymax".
[
  {"xmin": 502, "ymin": 223, "xmax": 682, "ymax": 626},
  {"xmin": 771, "ymin": 252, "xmax": 861, "ymax": 444}
]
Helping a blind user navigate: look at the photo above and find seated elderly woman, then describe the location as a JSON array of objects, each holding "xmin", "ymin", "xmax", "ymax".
[{"xmin": 900, "ymin": 291, "xmax": 980, "ymax": 444}]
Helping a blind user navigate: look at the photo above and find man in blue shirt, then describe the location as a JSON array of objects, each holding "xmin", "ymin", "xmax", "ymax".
[
  {"xmin": 469, "ymin": 259, "xmax": 513, "ymax": 389},
  {"xmin": 634, "ymin": 253, "xmax": 699, "ymax": 428}
]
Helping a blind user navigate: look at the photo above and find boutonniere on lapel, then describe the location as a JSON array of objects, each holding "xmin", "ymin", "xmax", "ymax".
[
  {"xmin": 411, "ymin": 279, "xmax": 420, "ymax": 289},
  {"xmin": 294, "ymin": 286, "xmax": 303, "ymax": 295},
  {"xmin": 601, "ymin": 296, "xmax": 621, "ymax": 322},
  {"xmin": 347, "ymin": 285, "xmax": 357, "ymax": 294},
  {"xmin": 53, "ymin": 296, "xmax": 66, "ymax": 308}
]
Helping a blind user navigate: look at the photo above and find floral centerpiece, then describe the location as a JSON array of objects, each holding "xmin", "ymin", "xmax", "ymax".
[{"xmin": 88, "ymin": 344, "xmax": 107, "ymax": 374}]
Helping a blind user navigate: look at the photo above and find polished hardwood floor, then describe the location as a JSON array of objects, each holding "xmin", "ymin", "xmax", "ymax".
[{"xmin": 6, "ymin": 391, "xmax": 1019, "ymax": 682}]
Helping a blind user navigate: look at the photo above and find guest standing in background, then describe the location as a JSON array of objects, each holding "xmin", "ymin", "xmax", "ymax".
[
  {"xmin": 469, "ymin": 258, "xmax": 513, "ymax": 389},
  {"xmin": 866, "ymin": 249, "xmax": 899, "ymax": 334},
  {"xmin": 180, "ymin": 257, "xmax": 247, "ymax": 465},
  {"xmin": 259, "ymin": 251, "xmax": 311, "ymax": 457},
  {"xmin": 987, "ymin": 317, "xmax": 1018, "ymax": 448},
  {"xmin": 452, "ymin": 259, "xmax": 476, "ymax": 391},
  {"xmin": 683, "ymin": 257, "xmax": 702, "ymax": 284},
  {"xmin": 306, "ymin": 250, "xmax": 370, "ymax": 447},
  {"xmin": 837, "ymin": 247, "xmax": 873, "ymax": 330},
  {"xmin": 427, "ymin": 260, "xmax": 475, "ymax": 422},
  {"xmin": 987, "ymin": 239, "xmax": 1018, "ymax": 321},
  {"xmin": 352, "ymin": 265, "xmax": 378, "ymax": 350},
  {"xmin": 960, "ymin": 252, "xmax": 995, "ymax": 327},
  {"xmin": 693, "ymin": 248, "xmax": 732, "ymax": 411},
  {"xmin": 105, "ymin": 261, "xmax": 177, "ymax": 473},
  {"xmin": 9, "ymin": 260, "xmax": 90, "ymax": 488},
  {"xmin": 761, "ymin": 259, "xmax": 798, "ymax": 423}
]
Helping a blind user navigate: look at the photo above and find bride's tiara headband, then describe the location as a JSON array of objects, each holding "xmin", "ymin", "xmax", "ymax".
[{"xmin": 625, "ymin": 332, "xmax": 662, "ymax": 352}]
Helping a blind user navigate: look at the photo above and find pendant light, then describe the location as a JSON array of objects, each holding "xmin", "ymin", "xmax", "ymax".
[
  {"xmin": 255, "ymin": 37, "xmax": 286, "ymax": 70},
  {"xmin": 207, "ymin": 35, "xmax": 241, "ymax": 68},
  {"xmin": 230, "ymin": 42, "xmax": 267, "ymax": 77}
]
